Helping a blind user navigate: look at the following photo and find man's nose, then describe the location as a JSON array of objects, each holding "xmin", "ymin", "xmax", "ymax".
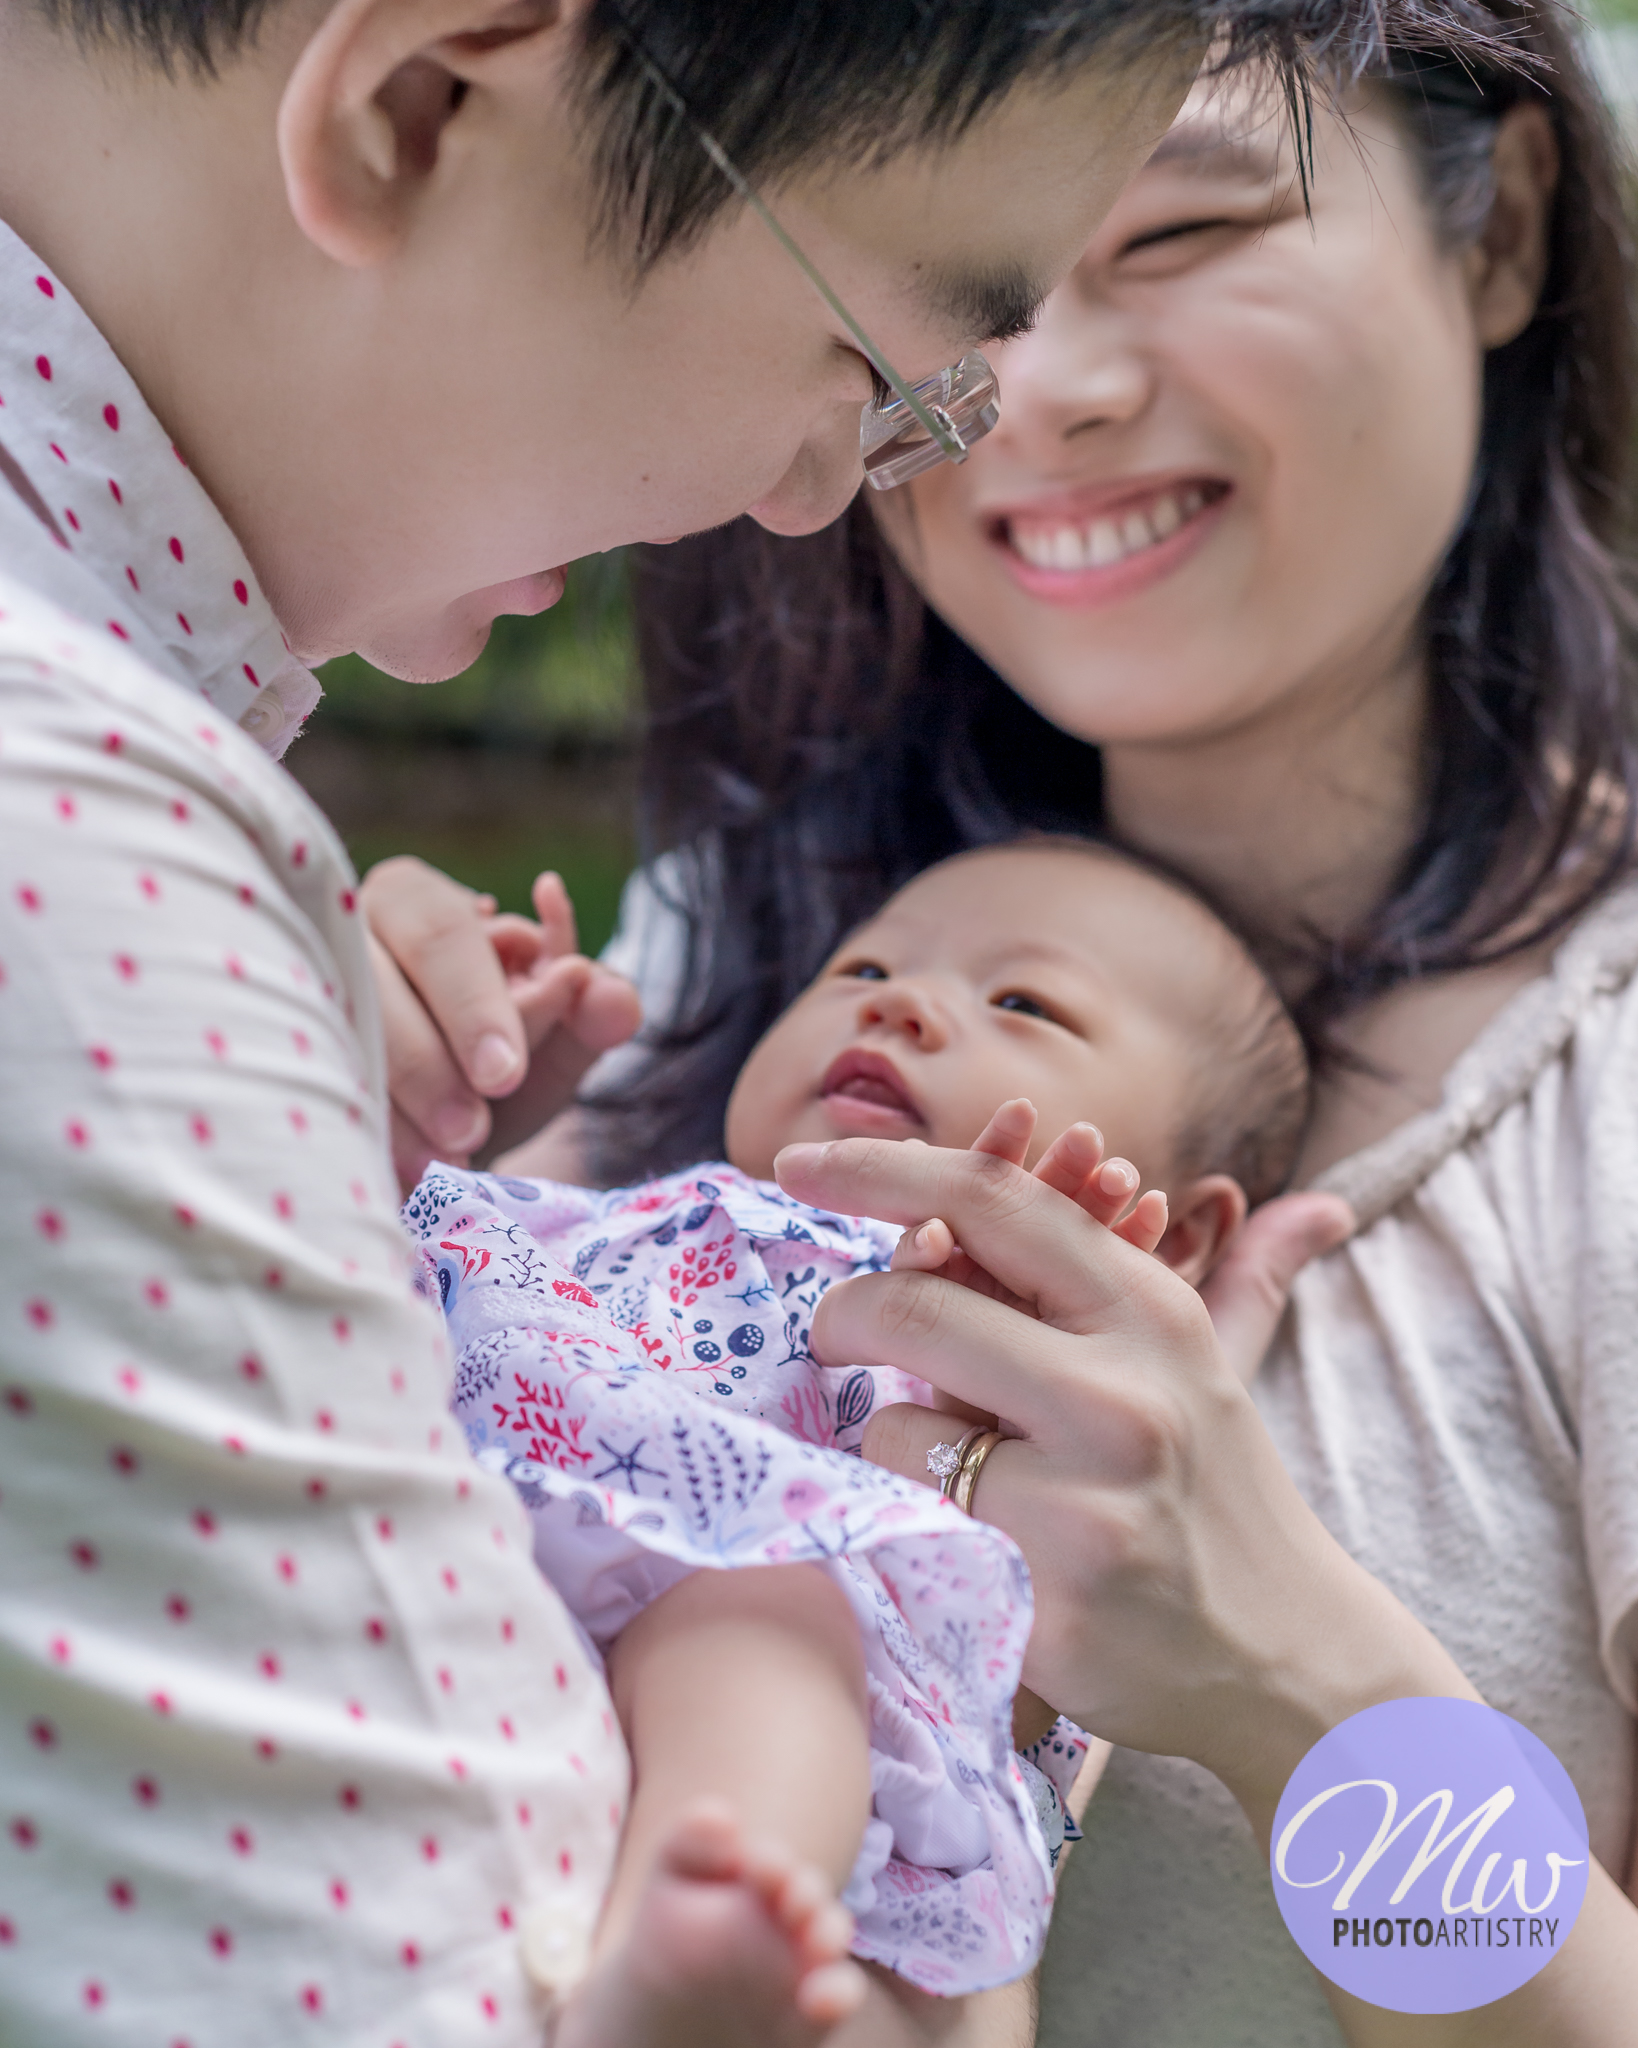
[
  {"xmin": 857, "ymin": 980, "xmax": 950, "ymax": 1050},
  {"xmin": 746, "ymin": 394, "xmax": 872, "ymax": 537}
]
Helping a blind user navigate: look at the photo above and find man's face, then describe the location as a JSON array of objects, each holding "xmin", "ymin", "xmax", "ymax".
[{"xmin": 252, "ymin": 48, "xmax": 1194, "ymax": 678}]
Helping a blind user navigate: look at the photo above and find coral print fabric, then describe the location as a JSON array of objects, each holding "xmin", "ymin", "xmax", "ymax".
[
  {"xmin": 408, "ymin": 1162, "xmax": 1085, "ymax": 1995},
  {"xmin": 0, "ymin": 227, "xmax": 626, "ymax": 2046}
]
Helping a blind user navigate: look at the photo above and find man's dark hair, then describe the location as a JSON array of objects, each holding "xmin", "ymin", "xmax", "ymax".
[{"xmin": 41, "ymin": 0, "xmax": 1505, "ymax": 264}]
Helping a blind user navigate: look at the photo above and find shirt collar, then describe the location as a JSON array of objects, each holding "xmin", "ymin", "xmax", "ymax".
[{"xmin": 0, "ymin": 218, "xmax": 321, "ymax": 758}]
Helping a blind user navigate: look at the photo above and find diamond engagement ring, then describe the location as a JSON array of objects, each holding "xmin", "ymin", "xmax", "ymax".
[{"xmin": 927, "ymin": 1426, "xmax": 985, "ymax": 1499}]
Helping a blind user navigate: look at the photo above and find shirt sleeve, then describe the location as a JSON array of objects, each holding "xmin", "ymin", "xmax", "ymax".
[
  {"xmin": 1469, "ymin": 936, "xmax": 1638, "ymax": 1720},
  {"xmin": 1559, "ymin": 966, "xmax": 1638, "ymax": 1715},
  {"xmin": 0, "ymin": 646, "xmax": 625, "ymax": 2045}
]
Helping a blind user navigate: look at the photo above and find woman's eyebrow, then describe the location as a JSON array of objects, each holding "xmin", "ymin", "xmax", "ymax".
[{"xmin": 1144, "ymin": 118, "xmax": 1283, "ymax": 182}]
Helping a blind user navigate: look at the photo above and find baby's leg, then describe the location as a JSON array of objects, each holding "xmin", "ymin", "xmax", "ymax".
[{"xmin": 557, "ymin": 1563, "xmax": 873, "ymax": 2048}]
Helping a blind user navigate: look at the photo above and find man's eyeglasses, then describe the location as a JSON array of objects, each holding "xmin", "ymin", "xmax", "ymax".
[{"xmin": 629, "ymin": 49, "xmax": 1000, "ymax": 491}]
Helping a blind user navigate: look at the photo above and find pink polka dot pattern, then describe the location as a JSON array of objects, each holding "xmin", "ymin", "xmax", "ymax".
[
  {"xmin": 0, "ymin": 223, "xmax": 320, "ymax": 759},
  {"xmin": 0, "ymin": 400, "xmax": 625, "ymax": 2043}
]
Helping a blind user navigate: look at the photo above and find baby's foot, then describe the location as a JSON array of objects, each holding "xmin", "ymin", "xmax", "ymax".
[{"xmin": 555, "ymin": 1802, "xmax": 867, "ymax": 2048}]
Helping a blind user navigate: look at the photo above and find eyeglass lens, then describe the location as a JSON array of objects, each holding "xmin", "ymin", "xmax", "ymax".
[{"xmin": 861, "ymin": 352, "xmax": 1001, "ymax": 492}]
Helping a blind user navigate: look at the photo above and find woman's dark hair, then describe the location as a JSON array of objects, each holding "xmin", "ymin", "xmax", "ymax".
[{"xmin": 588, "ymin": 0, "xmax": 1637, "ymax": 1184}]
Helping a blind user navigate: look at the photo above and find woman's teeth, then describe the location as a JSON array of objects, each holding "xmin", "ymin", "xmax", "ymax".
[{"xmin": 1007, "ymin": 486, "xmax": 1206, "ymax": 572}]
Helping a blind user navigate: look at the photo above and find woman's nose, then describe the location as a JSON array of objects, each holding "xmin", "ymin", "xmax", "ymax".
[
  {"xmin": 857, "ymin": 980, "xmax": 949, "ymax": 1050},
  {"xmin": 990, "ymin": 292, "xmax": 1154, "ymax": 458}
]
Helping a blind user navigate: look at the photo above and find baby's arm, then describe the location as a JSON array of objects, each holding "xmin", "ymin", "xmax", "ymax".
[{"xmin": 554, "ymin": 1563, "xmax": 873, "ymax": 2048}]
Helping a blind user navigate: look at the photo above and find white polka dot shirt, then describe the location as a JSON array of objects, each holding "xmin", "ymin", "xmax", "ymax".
[{"xmin": 0, "ymin": 221, "xmax": 626, "ymax": 2046}]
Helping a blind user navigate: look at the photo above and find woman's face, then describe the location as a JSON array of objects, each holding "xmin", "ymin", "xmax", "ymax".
[{"xmin": 887, "ymin": 81, "xmax": 1491, "ymax": 747}]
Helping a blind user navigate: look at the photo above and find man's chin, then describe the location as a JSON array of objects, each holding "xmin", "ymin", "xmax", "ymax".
[
  {"xmin": 325, "ymin": 569, "xmax": 571, "ymax": 684},
  {"xmin": 336, "ymin": 630, "xmax": 485, "ymax": 686}
]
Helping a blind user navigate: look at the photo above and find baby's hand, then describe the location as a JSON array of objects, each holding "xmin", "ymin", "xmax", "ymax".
[
  {"xmin": 890, "ymin": 1101, "xmax": 1167, "ymax": 1427},
  {"xmin": 890, "ymin": 1099, "xmax": 1168, "ymax": 1289},
  {"xmin": 477, "ymin": 872, "xmax": 643, "ymax": 1161},
  {"xmin": 365, "ymin": 855, "xmax": 641, "ymax": 1190}
]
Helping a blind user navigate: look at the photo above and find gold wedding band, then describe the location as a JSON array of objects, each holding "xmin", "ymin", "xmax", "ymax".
[{"xmin": 951, "ymin": 1430, "xmax": 1005, "ymax": 1518}]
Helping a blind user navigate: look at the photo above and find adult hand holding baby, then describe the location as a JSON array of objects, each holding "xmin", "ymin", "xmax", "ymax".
[
  {"xmin": 888, "ymin": 1097, "xmax": 1350, "ymax": 1384},
  {"xmin": 361, "ymin": 857, "xmax": 641, "ymax": 1188},
  {"xmin": 778, "ymin": 1128, "xmax": 1472, "ymax": 1845}
]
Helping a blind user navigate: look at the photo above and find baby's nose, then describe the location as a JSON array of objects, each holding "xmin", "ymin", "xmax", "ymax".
[{"xmin": 858, "ymin": 980, "xmax": 948, "ymax": 1048}]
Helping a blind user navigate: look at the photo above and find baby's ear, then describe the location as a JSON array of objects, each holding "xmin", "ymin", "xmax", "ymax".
[{"xmin": 1153, "ymin": 1173, "xmax": 1247, "ymax": 1288}]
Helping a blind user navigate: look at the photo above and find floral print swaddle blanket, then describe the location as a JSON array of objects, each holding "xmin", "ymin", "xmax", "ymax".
[{"xmin": 405, "ymin": 1163, "xmax": 1084, "ymax": 1993}]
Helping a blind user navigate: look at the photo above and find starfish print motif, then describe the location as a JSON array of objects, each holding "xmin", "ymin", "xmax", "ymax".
[{"xmin": 591, "ymin": 1436, "xmax": 668, "ymax": 1492}]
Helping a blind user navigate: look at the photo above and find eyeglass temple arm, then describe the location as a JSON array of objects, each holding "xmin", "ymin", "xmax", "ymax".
[{"xmin": 628, "ymin": 49, "xmax": 966, "ymax": 462}]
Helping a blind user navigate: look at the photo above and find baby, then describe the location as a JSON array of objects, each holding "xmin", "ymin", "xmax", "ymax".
[{"xmin": 402, "ymin": 837, "xmax": 1309, "ymax": 2047}]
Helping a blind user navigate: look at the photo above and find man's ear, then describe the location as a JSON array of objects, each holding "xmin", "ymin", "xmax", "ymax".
[
  {"xmin": 1153, "ymin": 1173, "xmax": 1248, "ymax": 1288},
  {"xmin": 278, "ymin": 0, "xmax": 588, "ymax": 268},
  {"xmin": 1466, "ymin": 101, "xmax": 1558, "ymax": 351}
]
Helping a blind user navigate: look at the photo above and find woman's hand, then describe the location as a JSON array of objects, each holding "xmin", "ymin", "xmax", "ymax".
[
  {"xmin": 889, "ymin": 1099, "xmax": 1352, "ymax": 1387},
  {"xmin": 777, "ymin": 1133, "xmax": 1472, "ymax": 1839},
  {"xmin": 1199, "ymin": 1185, "xmax": 1355, "ymax": 1384},
  {"xmin": 361, "ymin": 857, "xmax": 640, "ymax": 1190}
]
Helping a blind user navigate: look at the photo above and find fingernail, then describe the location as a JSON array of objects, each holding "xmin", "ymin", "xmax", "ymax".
[
  {"xmin": 1100, "ymin": 1160, "xmax": 1138, "ymax": 1195},
  {"xmin": 436, "ymin": 1101, "xmax": 487, "ymax": 1149},
  {"xmin": 471, "ymin": 1032, "xmax": 521, "ymax": 1092}
]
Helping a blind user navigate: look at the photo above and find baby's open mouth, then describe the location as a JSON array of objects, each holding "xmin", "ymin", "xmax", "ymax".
[
  {"xmin": 1000, "ymin": 479, "xmax": 1229, "ymax": 574},
  {"xmin": 818, "ymin": 1049, "xmax": 925, "ymax": 1129}
]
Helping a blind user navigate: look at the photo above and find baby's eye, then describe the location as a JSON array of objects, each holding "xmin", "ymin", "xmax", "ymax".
[
  {"xmin": 993, "ymin": 991, "xmax": 1054, "ymax": 1021},
  {"xmin": 840, "ymin": 960, "xmax": 889, "ymax": 982}
]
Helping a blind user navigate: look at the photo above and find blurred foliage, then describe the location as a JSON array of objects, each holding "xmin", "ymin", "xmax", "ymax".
[
  {"xmin": 297, "ymin": 551, "xmax": 641, "ymax": 942},
  {"xmin": 340, "ymin": 816, "xmax": 635, "ymax": 951},
  {"xmin": 315, "ymin": 550, "xmax": 637, "ymax": 749}
]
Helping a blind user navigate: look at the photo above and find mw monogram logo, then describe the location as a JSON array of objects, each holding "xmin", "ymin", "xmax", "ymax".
[{"xmin": 1275, "ymin": 1778, "xmax": 1585, "ymax": 1915}]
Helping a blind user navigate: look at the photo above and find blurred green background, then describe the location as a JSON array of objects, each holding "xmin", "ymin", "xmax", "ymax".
[{"xmin": 288, "ymin": 551, "xmax": 640, "ymax": 955}]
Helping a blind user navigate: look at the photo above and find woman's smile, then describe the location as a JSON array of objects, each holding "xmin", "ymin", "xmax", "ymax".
[{"xmin": 989, "ymin": 474, "xmax": 1232, "ymax": 608}]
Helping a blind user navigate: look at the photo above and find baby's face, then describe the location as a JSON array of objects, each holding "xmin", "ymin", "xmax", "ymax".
[{"xmin": 725, "ymin": 843, "xmax": 1229, "ymax": 1184}]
